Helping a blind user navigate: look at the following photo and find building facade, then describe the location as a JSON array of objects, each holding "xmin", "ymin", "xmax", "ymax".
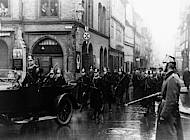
[
  {"xmin": 0, "ymin": 0, "xmax": 109, "ymax": 81},
  {"xmin": 108, "ymin": 0, "xmax": 125, "ymax": 72},
  {"xmin": 133, "ymin": 11, "xmax": 152, "ymax": 70},
  {"xmin": 124, "ymin": 2, "xmax": 134, "ymax": 73}
]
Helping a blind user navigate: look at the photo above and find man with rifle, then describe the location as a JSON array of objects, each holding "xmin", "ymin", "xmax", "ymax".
[
  {"xmin": 125, "ymin": 55, "xmax": 183, "ymax": 140},
  {"xmin": 155, "ymin": 55, "xmax": 183, "ymax": 140}
]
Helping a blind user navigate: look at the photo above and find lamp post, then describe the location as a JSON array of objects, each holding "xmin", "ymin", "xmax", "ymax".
[{"xmin": 72, "ymin": 2, "xmax": 84, "ymax": 79}]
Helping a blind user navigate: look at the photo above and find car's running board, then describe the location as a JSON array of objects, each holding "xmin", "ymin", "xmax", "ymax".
[{"xmin": 14, "ymin": 116, "xmax": 57, "ymax": 124}]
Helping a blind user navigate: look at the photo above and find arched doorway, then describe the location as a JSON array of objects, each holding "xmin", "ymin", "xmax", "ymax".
[
  {"xmin": 100, "ymin": 47, "xmax": 103, "ymax": 72},
  {"xmin": 82, "ymin": 42, "xmax": 88, "ymax": 72},
  {"xmin": 104, "ymin": 48, "xmax": 107, "ymax": 67},
  {"xmin": 0, "ymin": 40, "xmax": 8, "ymax": 69},
  {"xmin": 88, "ymin": 43, "xmax": 93, "ymax": 67},
  {"xmin": 32, "ymin": 38, "xmax": 63, "ymax": 74}
]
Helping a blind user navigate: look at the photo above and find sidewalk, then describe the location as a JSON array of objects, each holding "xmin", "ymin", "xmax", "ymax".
[
  {"xmin": 179, "ymin": 99, "xmax": 190, "ymax": 115},
  {"xmin": 155, "ymin": 99, "xmax": 190, "ymax": 115}
]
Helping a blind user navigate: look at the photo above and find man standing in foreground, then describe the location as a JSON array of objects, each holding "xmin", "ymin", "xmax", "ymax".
[{"xmin": 156, "ymin": 55, "xmax": 183, "ymax": 140}]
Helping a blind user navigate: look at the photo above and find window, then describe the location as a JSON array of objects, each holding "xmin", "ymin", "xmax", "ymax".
[
  {"xmin": 110, "ymin": 24, "xmax": 114, "ymax": 38},
  {"xmin": 40, "ymin": 0, "xmax": 58, "ymax": 17},
  {"xmin": 98, "ymin": 3, "xmax": 102, "ymax": 31},
  {"xmin": 103, "ymin": 7, "xmax": 106, "ymax": 34},
  {"xmin": 87, "ymin": 0, "xmax": 93, "ymax": 28},
  {"xmin": 116, "ymin": 25, "xmax": 122, "ymax": 42},
  {"xmin": 0, "ymin": 0, "xmax": 9, "ymax": 17}
]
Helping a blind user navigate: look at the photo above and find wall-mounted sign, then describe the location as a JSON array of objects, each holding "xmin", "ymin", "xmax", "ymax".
[
  {"xmin": 13, "ymin": 59, "xmax": 23, "ymax": 70},
  {"xmin": 83, "ymin": 32, "xmax": 91, "ymax": 41},
  {"xmin": 13, "ymin": 49, "xmax": 23, "ymax": 59}
]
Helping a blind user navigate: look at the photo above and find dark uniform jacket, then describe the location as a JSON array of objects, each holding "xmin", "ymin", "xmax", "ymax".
[
  {"xmin": 54, "ymin": 76, "xmax": 66, "ymax": 86},
  {"xmin": 156, "ymin": 70, "xmax": 183, "ymax": 140},
  {"xmin": 183, "ymin": 70, "xmax": 190, "ymax": 89}
]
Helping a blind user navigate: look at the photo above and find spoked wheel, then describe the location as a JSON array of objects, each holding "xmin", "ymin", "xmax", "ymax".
[{"xmin": 56, "ymin": 97, "xmax": 73, "ymax": 125}]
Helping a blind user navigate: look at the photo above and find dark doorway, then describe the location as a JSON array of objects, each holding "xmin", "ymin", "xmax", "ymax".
[
  {"xmin": 32, "ymin": 38, "xmax": 63, "ymax": 74},
  {"xmin": 0, "ymin": 40, "xmax": 8, "ymax": 69}
]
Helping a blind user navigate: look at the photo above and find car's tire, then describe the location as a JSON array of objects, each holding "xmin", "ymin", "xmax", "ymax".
[{"xmin": 56, "ymin": 97, "xmax": 73, "ymax": 125}]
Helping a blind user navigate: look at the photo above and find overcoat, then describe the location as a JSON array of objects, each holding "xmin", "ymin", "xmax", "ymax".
[{"xmin": 156, "ymin": 71, "xmax": 183, "ymax": 140}]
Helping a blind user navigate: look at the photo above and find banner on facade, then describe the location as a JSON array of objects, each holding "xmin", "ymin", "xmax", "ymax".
[{"xmin": 76, "ymin": 51, "xmax": 81, "ymax": 73}]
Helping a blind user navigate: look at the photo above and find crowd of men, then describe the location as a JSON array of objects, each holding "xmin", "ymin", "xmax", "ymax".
[
  {"xmin": 25, "ymin": 55, "xmax": 165, "ymax": 122},
  {"xmin": 74, "ymin": 66, "xmax": 165, "ymax": 120},
  {"xmin": 25, "ymin": 55, "xmax": 184, "ymax": 139}
]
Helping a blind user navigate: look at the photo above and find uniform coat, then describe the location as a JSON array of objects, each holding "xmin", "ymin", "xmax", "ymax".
[
  {"xmin": 156, "ymin": 71, "xmax": 183, "ymax": 140},
  {"xmin": 183, "ymin": 69, "xmax": 190, "ymax": 89}
]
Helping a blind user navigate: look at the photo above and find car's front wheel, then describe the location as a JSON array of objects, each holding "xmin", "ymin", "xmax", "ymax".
[{"xmin": 56, "ymin": 97, "xmax": 73, "ymax": 125}]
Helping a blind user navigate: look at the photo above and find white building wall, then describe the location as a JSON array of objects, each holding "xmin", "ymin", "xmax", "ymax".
[
  {"xmin": 109, "ymin": 0, "xmax": 125, "ymax": 50},
  {"xmin": 11, "ymin": 0, "xmax": 20, "ymax": 19},
  {"xmin": 110, "ymin": 0, "xmax": 125, "ymax": 26}
]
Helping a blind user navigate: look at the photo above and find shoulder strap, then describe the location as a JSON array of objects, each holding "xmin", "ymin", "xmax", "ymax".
[{"xmin": 165, "ymin": 73, "xmax": 178, "ymax": 83}]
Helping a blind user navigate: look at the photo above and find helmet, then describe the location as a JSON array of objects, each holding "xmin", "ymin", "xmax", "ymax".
[
  {"xmin": 162, "ymin": 55, "xmax": 176, "ymax": 64},
  {"xmin": 81, "ymin": 68, "xmax": 86, "ymax": 75},
  {"xmin": 162, "ymin": 55, "xmax": 176, "ymax": 71},
  {"xmin": 28, "ymin": 55, "xmax": 34, "ymax": 61},
  {"xmin": 94, "ymin": 68, "xmax": 98, "ymax": 73}
]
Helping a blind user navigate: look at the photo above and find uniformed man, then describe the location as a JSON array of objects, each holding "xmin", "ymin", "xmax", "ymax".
[
  {"xmin": 115, "ymin": 68, "xmax": 125, "ymax": 106},
  {"xmin": 156, "ymin": 55, "xmax": 183, "ymax": 140},
  {"xmin": 183, "ymin": 67, "xmax": 190, "ymax": 90},
  {"xmin": 91, "ymin": 68, "xmax": 104, "ymax": 122},
  {"xmin": 54, "ymin": 68, "xmax": 66, "ymax": 86},
  {"xmin": 88, "ymin": 65, "xmax": 94, "ymax": 83},
  {"xmin": 43, "ymin": 68, "xmax": 55, "ymax": 86},
  {"xmin": 23, "ymin": 55, "xmax": 39, "ymax": 87},
  {"xmin": 77, "ymin": 68, "xmax": 91, "ymax": 111},
  {"xmin": 101, "ymin": 67, "xmax": 113, "ymax": 112}
]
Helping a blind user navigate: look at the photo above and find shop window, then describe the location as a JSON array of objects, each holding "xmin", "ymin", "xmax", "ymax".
[
  {"xmin": 0, "ymin": 0, "xmax": 9, "ymax": 17},
  {"xmin": 40, "ymin": 0, "xmax": 58, "ymax": 17}
]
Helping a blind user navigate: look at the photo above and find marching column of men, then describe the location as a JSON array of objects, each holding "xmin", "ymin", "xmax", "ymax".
[
  {"xmin": 75, "ymin": 66, "xmax": 165, "ymax": 118},
  {"xmin": 25, "ymin": 55, "xmax": 165, "ymax": 122}
]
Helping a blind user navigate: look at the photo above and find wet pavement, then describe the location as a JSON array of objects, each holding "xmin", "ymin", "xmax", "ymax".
[{"xmin": 0, "ymin": 104, "xmax": 190, "ymax": 140}]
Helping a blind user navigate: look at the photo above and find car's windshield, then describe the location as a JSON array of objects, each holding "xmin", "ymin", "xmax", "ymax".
[{"xmin": 0, "ymin": 69, "xmax": 22, "ymax": 84}]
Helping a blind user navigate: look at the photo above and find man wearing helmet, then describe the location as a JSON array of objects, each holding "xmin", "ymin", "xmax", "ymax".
[
  {"xmin": 23, "ymin": 55, "xmax": 40, "ymax": 87},
  {"xmin": 101, "ymin": 67, "xmax": 113, "ymax": 112},
  {"xmin": 156, "ymin": 55, "xmax": 183, "ymax": 140},
  {"xmin": 76, "ymin": 68, "xmax": 91, "ymax": 111}
]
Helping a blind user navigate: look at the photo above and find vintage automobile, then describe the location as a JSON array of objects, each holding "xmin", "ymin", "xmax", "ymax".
[{"xmin": 0, "ymin": 69, "xmax": 78, "ymax": 125}]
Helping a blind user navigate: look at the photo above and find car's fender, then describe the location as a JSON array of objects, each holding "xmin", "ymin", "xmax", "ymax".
[{"xmin": 56, "ymin": 92, "xmax": 78, "ymax": 109}]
